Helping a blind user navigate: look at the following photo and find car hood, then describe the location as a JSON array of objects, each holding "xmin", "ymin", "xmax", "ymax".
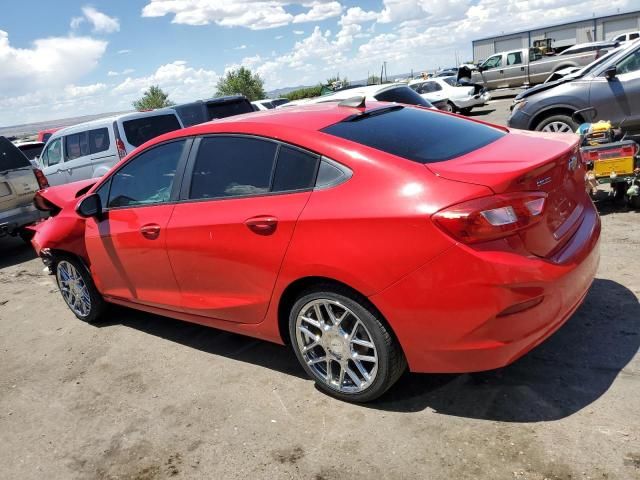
[{"xmin": 516, "ymin": 76, "xmax": 574, "ymax": 100}]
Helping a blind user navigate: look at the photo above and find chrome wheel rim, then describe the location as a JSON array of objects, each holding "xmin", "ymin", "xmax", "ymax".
[
  {"xmin": 295, "ymin": 299, "xmax": 378, "ymax": 394},
  {"xmin": 57, "ymin": 261, "xmax": 91, "ymax": 318},
  {"xmin": 541, "ymin": 121, "xmax": 573, "ymax": 133}
]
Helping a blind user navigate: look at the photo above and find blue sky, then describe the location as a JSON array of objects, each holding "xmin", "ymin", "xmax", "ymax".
[{"xmin": 1, "ymin": 0, "xmax": 637, "ymax": 126}]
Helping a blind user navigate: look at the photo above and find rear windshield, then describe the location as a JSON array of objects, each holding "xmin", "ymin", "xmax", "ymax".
[
  {"xmin": 206, "ymin": 99, "xmax": 255, "ymax": 120},
  {"xmin": 321, "ymin": 107, "xmax": 506, "ymax": 163},
  {"xmin": 174, "ymin": 103, "xmax": 207, "ymax": 127},
  {"xmin": 0, "ymin": 137, "xmax": 31, "ymax": 170},
  {"xmin": 18, "ymin": 145, "xmax": 44, "ymax": 160},
  {"xmin": 373, "ymin": 86, "xmax": 432, "ymax": 107},
  {"xmin": 122, "ymin": 114, "xmax": 182, "ymax": 147}
]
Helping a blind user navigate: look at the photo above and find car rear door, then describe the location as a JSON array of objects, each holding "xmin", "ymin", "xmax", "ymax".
[
  {"xmin": 502, "ymin": 50, "xmax": 527, "ymax": 87},
  {"xmin": 87, "ymin": 127, "xmax": 118, "ymax": 178},
  {"xmin": 63, "ymin": 131, "xmax": 95, "ymax": 182},
  {"xmin": 166, "ymin": 135, "xmax": 318, "ymax": 324},
  {"xmin": 84, "ymin": 139, "xmax": 190, "ymax": 309},
  {"xmin": 0, "ymin": 137, "xmax": 39, "ymax": 216}
]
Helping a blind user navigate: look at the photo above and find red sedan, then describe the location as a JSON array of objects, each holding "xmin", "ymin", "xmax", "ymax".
[{"xmin": 31, "ymin": 100, "xmax": 600, "ymax": 402}]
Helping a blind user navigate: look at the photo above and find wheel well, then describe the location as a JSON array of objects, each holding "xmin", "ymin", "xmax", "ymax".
[
  {"xmin": 47, "ymin": 249, "xmax": 89, "ymax": 273},
  {"xmin": 530, "ymin": 107, "xmax": 581, "ymax": 130},
  {"xmin": 277, "ymin": 276, "xmax": 393, "ymax": 347}
]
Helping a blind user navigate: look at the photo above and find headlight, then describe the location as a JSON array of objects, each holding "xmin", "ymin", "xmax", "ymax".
[{"xmin": 511, "ymin": 100, "xmax": 527, "ymax": 113}]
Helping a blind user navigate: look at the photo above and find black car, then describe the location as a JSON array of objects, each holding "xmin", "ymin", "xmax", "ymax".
[{"xmin": 172, "ymin": 95, "xmax": 254, "ymax": 127}]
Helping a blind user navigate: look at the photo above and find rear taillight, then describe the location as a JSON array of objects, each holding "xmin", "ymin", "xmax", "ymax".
[
  {"xmin": 432, "ymin": 192, "xmax": 548, "ymax": 244},
  {"xmin": 33, "ymin": 191, "xmax": 57, "ymax": 212},
  {"xmin": 116, "ymin": 138, "xmax": 127, "ymax": 159},
  {"xmin": 33, "ymin": 168, "xmax": 49, "ymax": 189}
]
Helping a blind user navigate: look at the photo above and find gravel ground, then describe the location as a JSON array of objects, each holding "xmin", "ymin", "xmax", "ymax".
[{"xmin": 0, "ymin": 103, "xmax": 639, "ymax": 479}]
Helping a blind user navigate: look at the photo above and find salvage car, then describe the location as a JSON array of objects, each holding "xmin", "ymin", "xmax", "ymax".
[
  {"xmin": 509, "ymin": 39, "xmax": 640, "ymax": 133},
  {"xmin": 30, "ymin": 101, "xmax": 600, "ymax": 402},
  {"xmin": 1, "ymin": 136, "xmax": 48, "ymax": 239},
  {"xmin": 409, "ymin": 77, "xmax": 491, "ymax": 114}
]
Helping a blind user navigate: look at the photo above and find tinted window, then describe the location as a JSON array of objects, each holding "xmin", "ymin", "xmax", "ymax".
[
  {"xmin": 206, "ymin": 100, "xmax": 254, "ymax": 120},
  {"xmin": 374, "ymin": 86, "xmax": 432, "ymax": 107},
  {"xmin": 174, "ymin": 103, "xmax": 207, "ymax": 127},
  {"xmin": 18, "ymin": 144, "xmax": 44, "ymax": 160},
  {"xmin": 107, "ymin": 140, "xmax": 185, "ymax": 208},
  {"xmin": 630, "ymin": 33, "xmax": 639, "ymax": 40},
  {"xmin": 271, "ymin": 99, "xmax": 290, "ymax": 107},
  {"xmin": 321, "ymin": 107, "xmax": 505, "ymax": 163},
  {"xmin": 315, "ymin": 159, "xmax": 351, "ymax": 189},
  {"xmin": 122, "ymin": 114, "xmax": 181, "ymax": 148},
  {"xmin": 0, "ymin": 137, "xmax": 30, "ymax": 170},
  {"xmin": 65, "ymin": 132, "xmax": 89, "ymax": 160},
  {"xmin": 272, "ymin": 146, "xmax": 319, "ymax": 192},
  {"xmin": 42, "ymin": 138, "xmax": 63, "ymax": 167},
  {"xmin": 443, "ymin": 77, "xmax": 457, "ymax": 86},
  {"xmin": 89, "ymin": 128, "xmax": 110, "ymax": 154},
  {"xmin": 190, "ymin": 137, "xmax": 277, "ymax": 199}
]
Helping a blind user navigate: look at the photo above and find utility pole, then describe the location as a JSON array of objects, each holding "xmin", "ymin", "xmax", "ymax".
[{"xmin": 383, "ymin": 61, "xmax": 387, "ymax": 82}]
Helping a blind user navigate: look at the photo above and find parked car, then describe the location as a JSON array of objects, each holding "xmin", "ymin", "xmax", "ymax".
[
  {"xmin": 472, "ymin": 46, "xmax": 600, "ymax": 89},
  {"xmin": 31, "ymin": 101, "xmax": 600, "ymax": 402},
  {"xmin": 252, "ymin": 98, "xmax": 290, "ymax": 110},
  {"xmin": 284, "ymin": 83, "xmax": 443, "ymax": 110},
  {"xmin": 39, "ymin": 109, "xmax": 183, "ymax": 186},
  {"xmin": 409, "ymin": 77, "xmax": 491, "ymax": 114},
  {"xmin": 14, "ymin": 141, "xmax": 45, "ymax": 164},
  {"xmin": 508, "ymin": 39, "xmax": 640, "ymax": 133},
  {"xmin": 610, "ymin": 31, "xmax": 640, "ymax": 43},
  {"xmin": 172, "ymin": 95, "xmax": 254, "ymax": 127},
  {"xmin": 0, "ymin": 136, "xmax": 49, "ymax": 239},
  {"xmin": 435, "ymin": 68, "xmax": 458, "ymax": 77},
  {"xmin": 38, "ymin": 128, "xmax": 61, "ymax": 144}
]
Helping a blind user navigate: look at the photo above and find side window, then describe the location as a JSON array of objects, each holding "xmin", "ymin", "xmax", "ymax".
[
  {"xmin": 630, "ymin": 33, "xmax": 639, "ymax": 40},
  {"xmin": 65, "ymin": 132, "xmax": 89, "ymax": 161},
  {"xmin": 616, "ymin": 50, "xmax": 640, "ymax": 75},
  {"xmin": 189, "ymin": 137, "xmax": 277, "ymax": 200},
  {"xmin": 483, "ymin": 55, "xmax": 502, "ymax": 69},
  {"xmin": 42, "ymin": 138, "xmax": 63, "ymax": 167},
  {"xmin": 89, "ymin": 128, "xmax": 110, "ymax": 154},
  {"xmin": 272, "ymin": 146, "xmax": 319, "ymax": 192},
  {"xmin": 315, "ymin": 158, "xmax": 352, "ymax": 189},
  {"xmin": 507, "ymin": 51, "xmax": 523, "ymax": 65},
  {"xmin": 107, "ymin": 140, "xmax": 185, "ymax": 208}
]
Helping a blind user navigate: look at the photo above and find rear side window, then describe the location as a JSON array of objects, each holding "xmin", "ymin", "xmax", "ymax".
[
  {"xmin": 65, "ymin": 132, "xmax": 90, "ymax": 160},
  {"xmin": 174, "ymin": 103, "xmax": 207, "ymax": 127},
  {"xmin": 374, "ymin": 86, "xmax": 432, "ymax": 107},
  {"xmin": 89, "ymin": 128, "xmax": 110, "ymax": 154},
  {"xmin": 206, "ymin": 100, "xmax": 254, "ymax": 120},
  {"xmin": 272, "ymin": 146, "xmax": 319, "ymax": 192},
  {"xmin": 0, "ymin": 137, "xmax": 30, "ymax": 170},
  {"xmin": 107, "ymin": 140, "xmax": 185, "ymax": 208},
  {"xmin": 321, "ymin": 107, "xmax": 506, "ymax": 163},
  {"xmin": 190, "ymin": 137, "xmax": 277, "ymax": 199},
  {"xmin": 122, "ymin": 114, "xmax": 181, "ymax": 148}
]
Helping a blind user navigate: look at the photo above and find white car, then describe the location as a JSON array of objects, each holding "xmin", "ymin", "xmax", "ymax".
[
  {"xmin": 252, "ymin": 98, "xmax": 290, "ymax": 110},
  {"xmin": 409, "ymin": 77, "xmax": 491, "ymax": 114}
]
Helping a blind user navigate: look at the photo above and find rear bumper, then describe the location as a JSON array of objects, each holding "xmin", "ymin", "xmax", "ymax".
[
  {"xmin": 0, "ymin": 204, "xmax": 44, "ymax": 237},
  {"xmin": 454, "ymin": 92, "xmax": 491, "ymax": 109},
  {"xmin": 370, "ymin": 203, "xmax": 601, "ymax": 373}
]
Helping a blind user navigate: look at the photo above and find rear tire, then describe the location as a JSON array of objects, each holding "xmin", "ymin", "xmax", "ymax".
[
  {"xmin": 459, "ymin": 107, "xmax": 472, "ymax": 115},
  {"xmin": 54, "ymin": 255, "xmax": 105, "ymax": 323},
  {"xmin": 535, "ymin": 114, "xmax": 578, "ymax": 133},
  {"xmin": 445, "ymin": 101, "xmax": 455, "ymax": 113},
  {"xmin": 289, "ymin": 285, "xmax": 406, "ymax": 403}
]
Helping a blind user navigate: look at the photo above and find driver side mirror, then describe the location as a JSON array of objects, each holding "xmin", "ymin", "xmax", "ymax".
[
  {"xmin": 76, "ymin": 193, "xmax": 102, "ymax": 219},
  {"xmin": 477, "ymin": 65, "xmax": 486, "ymax": 72},
  {"xmin": 604, "ymin": 65, "xmax": 617, "ymax": 80}
]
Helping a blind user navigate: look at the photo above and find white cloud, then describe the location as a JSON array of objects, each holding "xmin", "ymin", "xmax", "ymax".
[
  {"xmin": 107, "ymin": 70, "xmax": 119, "ymax": 76},
  {"xmin": 117, "ymin": 49, "xmax": 131, "ymax": 54},
  {"xmin": 82, "ymin": 6, "xmax": 120, "ymax": 34},
  {"xmin": 70, "ymin": 17, "xmax": 85, "ymax": 30},
  {"xmin": 292, "ymin": 1, "xmax": 342, "ymax": 23},
  {"xmin": 234, "ymin": 44, "xmax": 248, "ymax": 50},
  {"xmin": 275, "ymin": 35, "xmax": 284, "ymax": 39},
  {"xmin": 293, "ymin": 30, "xmax": 305, "ymax": 35},
  {"xmin": 141, "ymin": 0, "xmax": 342, "ymax": 30}
]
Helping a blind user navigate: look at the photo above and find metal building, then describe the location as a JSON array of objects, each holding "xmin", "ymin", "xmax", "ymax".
[{"xmin": 472, "ymin": 10, "xmax": 640, "ymax": 62}]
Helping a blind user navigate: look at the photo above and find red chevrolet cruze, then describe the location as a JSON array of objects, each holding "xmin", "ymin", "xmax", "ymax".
[{"xmin": 31, "ymin": 101, "xmax": 600, "ymax": 402}]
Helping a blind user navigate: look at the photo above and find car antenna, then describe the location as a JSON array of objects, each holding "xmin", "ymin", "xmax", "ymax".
[{"xmin": 338, "ymin": 96, "xmax": 366, "ymax": 108}]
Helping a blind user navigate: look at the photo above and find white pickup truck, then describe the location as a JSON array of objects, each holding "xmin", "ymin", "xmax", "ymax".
[{"xmin": 471, "ymin": 47, "xmax": 600, "ymax": 89}]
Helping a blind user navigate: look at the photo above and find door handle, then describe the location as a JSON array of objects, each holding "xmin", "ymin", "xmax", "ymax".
[
  {"xmin": 140, "ymin": 224, "xmax": 161, "ymax": 240},
  {"xmin": 499, "ymin": 69, "xmax": 504, "ymax": 73},
  {"xmin": 244, "ymin": 216, "xmax": 278, "ymax": 235}
]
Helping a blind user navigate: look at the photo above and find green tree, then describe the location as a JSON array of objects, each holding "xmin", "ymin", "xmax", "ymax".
[
  {"xmin": 132, "ymin": 85, "xmax": 175, "ymax": 110},
  {"xmin": 215, "ymin": 67, "xmax": 266, "ymax": 101},
  {"xmin": 367, "ymin": 74, "xmax": 381, "ymax": 85},
  {"xmin": 283, "ymin": 85, "xmax": 323, "ymax": 101}
]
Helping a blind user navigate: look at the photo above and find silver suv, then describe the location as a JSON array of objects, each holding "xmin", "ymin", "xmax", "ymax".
[{"xmin": 0, "ymin": 137, "xmax": 48, "ymax": 240}]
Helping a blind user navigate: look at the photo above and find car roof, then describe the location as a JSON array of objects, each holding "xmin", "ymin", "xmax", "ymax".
[{"xmin": 289, "ymin": 83, "xmax": 410, "ymax": 106}]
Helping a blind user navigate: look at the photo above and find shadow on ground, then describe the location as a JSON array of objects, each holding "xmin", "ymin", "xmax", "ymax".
[
  {"xmin": 0, "ymin": 237, "xmax": 36, "ymax": 269},
  {"xmin": 467, "ymin": 108, "xmax": 496, "ymax": 117}
]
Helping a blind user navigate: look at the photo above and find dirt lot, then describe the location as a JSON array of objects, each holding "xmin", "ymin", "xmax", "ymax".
[{"xmin": 1, "ymin": 104, "xmax": 639, "ymax": 479}]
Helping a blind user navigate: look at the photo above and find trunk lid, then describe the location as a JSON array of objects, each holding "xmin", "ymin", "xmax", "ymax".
[{"xmin": 427, "ymin": 129, "xmax": 587, "ymax": 257}]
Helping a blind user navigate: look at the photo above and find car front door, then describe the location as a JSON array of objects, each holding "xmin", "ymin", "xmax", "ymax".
[
  {"xmin": 478, "ymin": 54, "xmax": 504, "ymax": 89},
  {"xmin": 166, "ymin": 135, "xmax": 319, "ymax": 324},
  {"xmin": 84, "ymin": 139, "xmax": 190, "ymax": 309},
  {"xmin": 39, "ymin": 138, "xmax": 68, "ymax": 186},
  {"xmin": 589, "ymin": 48, "xmax": 640, "ymax": 133}
]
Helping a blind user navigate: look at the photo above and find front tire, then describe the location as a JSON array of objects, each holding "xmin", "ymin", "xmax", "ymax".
[
  {"xmin": 535, "ymin": 114, "xmax": 578, "ymax": 133},
  {"xmin": 55, "ymin": 256, "xmax": 105, "ymax": 323},
  {"xmin": 289, "ymin": 286, "xmax": 406, "ymax": 403}
]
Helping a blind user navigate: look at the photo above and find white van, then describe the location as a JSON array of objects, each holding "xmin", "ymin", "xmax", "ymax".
[{"xmin": 39, "ymin": 109, "xmax": 183, "ymax": 186}]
